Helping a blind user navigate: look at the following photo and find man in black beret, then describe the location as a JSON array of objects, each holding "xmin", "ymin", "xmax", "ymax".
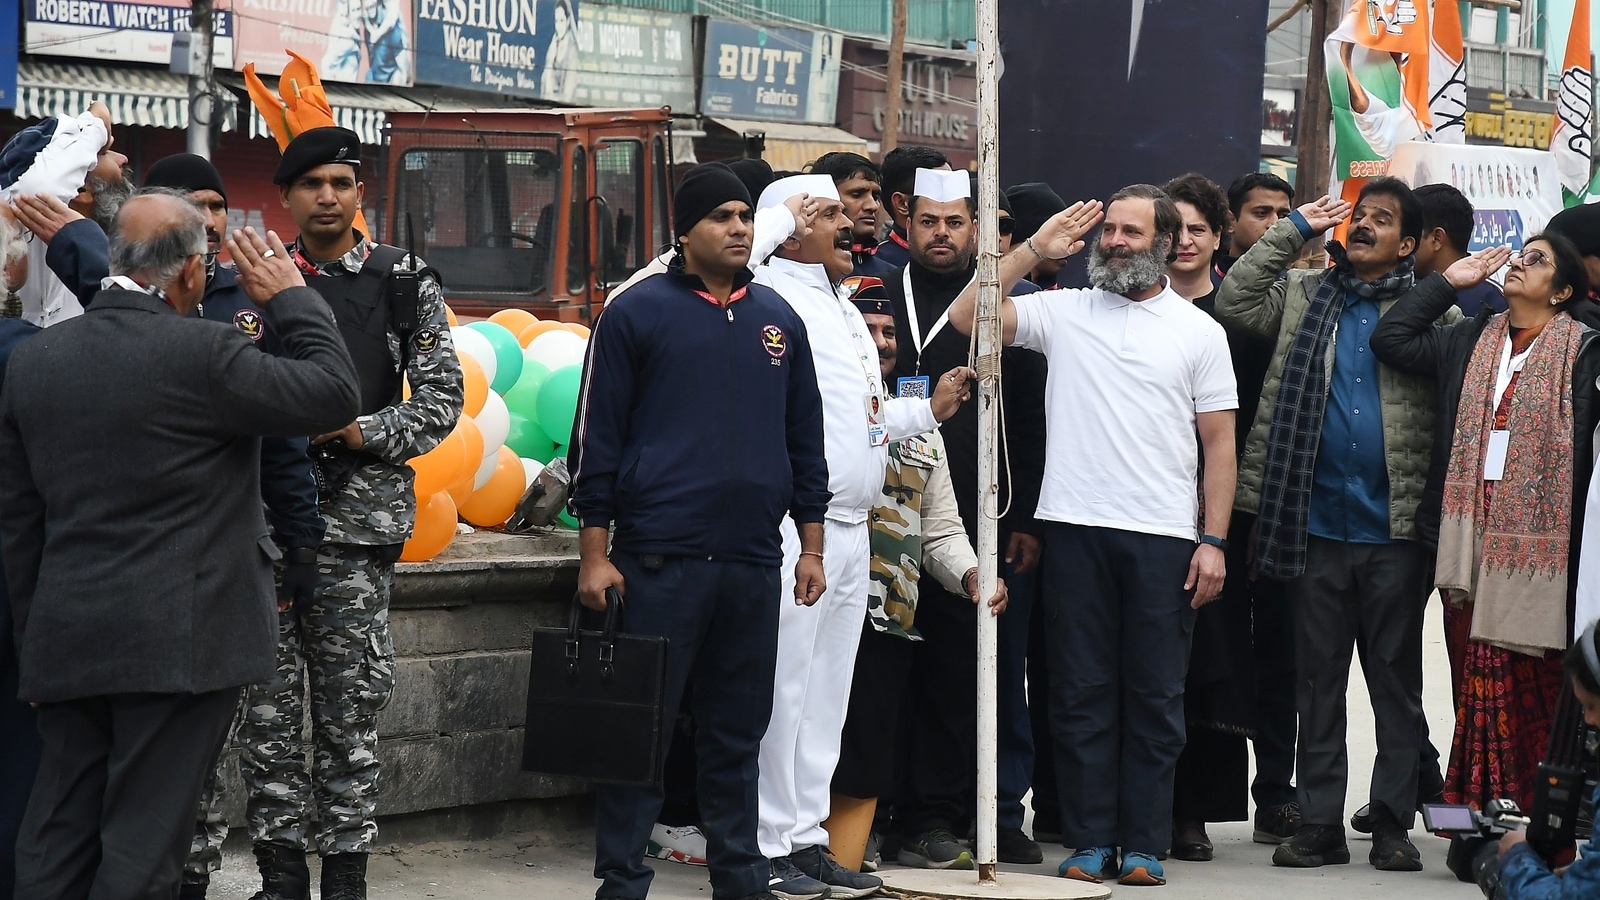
[{"xmin": 234, "ymin": 126, "xmax": 462, "ymax": 900}]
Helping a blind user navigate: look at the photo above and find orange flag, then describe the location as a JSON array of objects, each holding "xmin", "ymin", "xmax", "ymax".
[
  {"xmin": 1348, "ymin": 0, "xmax": 1433, "ymax": 131},
  {"xmin": 1554, "ymin": 0, "xmax": 1595, "ymax": 204}
]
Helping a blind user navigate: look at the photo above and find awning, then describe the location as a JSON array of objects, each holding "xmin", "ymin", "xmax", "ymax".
[
  {"xmin": 15, "ymin": 60, "xmax": 238, "ymax": 131},
  {"xmin": 705, "ymin": 117, "xmax": 868, "ymax": 172}
]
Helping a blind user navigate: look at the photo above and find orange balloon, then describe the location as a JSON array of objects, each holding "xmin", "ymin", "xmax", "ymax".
[
  {"xmin": 445, "ymin": 304, "xmax": 459, "ymax": 327},
  {"xmin": 445, "ymin": 469, "xmax": 477, "ymax": 506},
  {"xmin": 407, "ymin": 426, "xmax": 467, "ymax": 497},
  {"xmin": 459, "ymin": 445, "xmax": 525, "ymax": 527},
  {"xmin": 559, "ymin": 323, "xmax": 591, "ymax": 339},
  {"xmin": 489, "ymin": 308, "xmax": 539, "ymax": 335},
  {"xmin": 517, "ymin": 320, "xmax": 566, "ymax": 347},
  {"xmin": 454, "ymin": 416, "xmax": 485, "ymax": 483},
  {"xmin": 459, "ymin": 354, "xmax": 488, "ymax": 419},
  {"xmin": 401, "ymin": 490, "xmax": 458, "ymax": 561}
]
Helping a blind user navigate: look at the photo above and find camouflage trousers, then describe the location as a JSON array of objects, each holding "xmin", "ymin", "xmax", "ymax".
[
  {"xmin": 235, "ymin": 543, "xmax": 396, "ymax": 857},
  {"xmin": 184, "ymin": 698, "xmax": 245, "ymax": 877}
]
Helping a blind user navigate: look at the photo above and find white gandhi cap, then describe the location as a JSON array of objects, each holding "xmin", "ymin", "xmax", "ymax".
[
  {"xmin": 913, "ymin": 168, "xmax": 971, "ymax": 203},
  {"xmin": 757, "ymin": 174, "xmax": 840, "ymax": 213}
]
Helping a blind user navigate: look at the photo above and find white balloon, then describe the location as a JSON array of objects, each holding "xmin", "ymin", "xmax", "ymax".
[
  {"xmin": 520, "ymin": 457, "xmax": 545, "ymax": 490},
  {"xmin": 471, "ymin": 449, "xmax": 498, "ymax": 490},
  {"xmin": 475, "ymin": 391, "xmax": 510, "ymax": 456},
  {"xmin": 524, "ymin": 330, "xmax": 586, "ymax": 372},
  {"xmin": 451, "ymin": 326, "xmax": 499, "ymax": 387}
]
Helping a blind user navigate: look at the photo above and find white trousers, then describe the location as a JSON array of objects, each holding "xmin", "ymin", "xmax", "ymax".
[{"xmin": 756, "ymin": 517, "xmax": 870, "ymax": 858}]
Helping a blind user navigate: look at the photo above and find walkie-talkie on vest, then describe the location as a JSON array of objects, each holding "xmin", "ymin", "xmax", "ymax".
[{"xmin": 391, "ymin": 213, "xmax": 421, "ymax": 335}]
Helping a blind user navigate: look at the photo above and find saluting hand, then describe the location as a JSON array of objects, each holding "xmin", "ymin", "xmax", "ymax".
[
  {"xmin": 1030, "ymin": 200, "xmax": 1105, "ymax": 261},
  {"xmin": 11, "ymin": 193, "xmax": 83, "ymax": 244},
  {"xmin": 784, "ymin": 193, "xmax": 820, "ymax": 242},
  {"xmin": 229, "ymin": 227, "xmax": 304, "ymax": 304},
  {"xmin": 1444, "ymin": 245, "xmax": 1513, "ymax": 291},
  {"xmin": 1296, "ymin": 195, "xmax": 1353, "ymax": 235}
]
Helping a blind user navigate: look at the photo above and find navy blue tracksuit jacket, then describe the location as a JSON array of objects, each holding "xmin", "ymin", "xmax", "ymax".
[
  {"xmin": 46, "ymin": 219, "xmax": 323, "ymax": 548},
  {"xmin": 569, "ymin": 263, "xmax": 830, "ymax": 567}
]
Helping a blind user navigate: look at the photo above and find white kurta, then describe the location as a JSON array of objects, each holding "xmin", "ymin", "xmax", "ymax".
[{"xmin": 752, "ymin": 254, "xmax": 934, "ymax": 857}]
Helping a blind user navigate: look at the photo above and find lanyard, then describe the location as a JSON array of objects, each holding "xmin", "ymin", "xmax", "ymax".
[
  {"xmin": 902, "ymin": 267, "xmax": 973, "ymax": 362},
  {"xmin": 1494, "ymin": 330, "xmax": 1535, "ymax": 404},
  {"xmin": 837, "ymin": 290, "xmax": 885, "ymax": 396}
]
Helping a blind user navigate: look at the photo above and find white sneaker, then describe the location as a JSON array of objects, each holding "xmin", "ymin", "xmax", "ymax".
[{"xmin": 647, "ymin": 822, "xmax": 708, "ymax": 866}]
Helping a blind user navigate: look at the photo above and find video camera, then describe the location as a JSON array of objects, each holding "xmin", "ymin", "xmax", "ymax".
[{"xmin": 1423, "ymin": 800, "xmax": 1529, "ymax": 892}]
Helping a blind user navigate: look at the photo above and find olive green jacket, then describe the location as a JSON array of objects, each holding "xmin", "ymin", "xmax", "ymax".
[{"xmin": 1213, "ymin": 217, "xmax": 1461, "ymax": 542}]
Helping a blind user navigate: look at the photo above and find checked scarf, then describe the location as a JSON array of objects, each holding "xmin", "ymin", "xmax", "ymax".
[{"xmin": 1253, "ymin": 247, "xmax": 1414, "ymax": 578}]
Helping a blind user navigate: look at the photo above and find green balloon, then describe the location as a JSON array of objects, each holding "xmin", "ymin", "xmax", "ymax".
[
  {"xmin": 536, "ymin": 366, "xmax": 582, "ymax": 446},
  {"xmin": 466, "ymin": 321, "xmax": 524, "ymax": 395},
  {"xmin": 506, "ymin": 413, "xmax": 557, "ymax": 463},
  {"xmin": 557, "ymin": 509, "xmax": 579, "ymax": 530},
  {"xmin": 501, "ymin": 360, "xmax": 551, "ymax": 421}
]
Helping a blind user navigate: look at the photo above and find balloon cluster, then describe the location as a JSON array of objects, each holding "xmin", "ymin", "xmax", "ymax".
[{"xmin": 401, "ymin": 307, "xmax": 589, "ymax": 561}]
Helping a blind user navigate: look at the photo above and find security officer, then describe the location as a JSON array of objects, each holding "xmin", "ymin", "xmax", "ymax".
[{"xmin": 236, "ymin": 128, "xmax": 462, "ymax": 900}]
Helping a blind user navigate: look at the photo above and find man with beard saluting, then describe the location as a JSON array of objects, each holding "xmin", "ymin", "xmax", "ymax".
[{"xmin": 947, "ymin": 184, "xmax": 1239, "ymax": 888}]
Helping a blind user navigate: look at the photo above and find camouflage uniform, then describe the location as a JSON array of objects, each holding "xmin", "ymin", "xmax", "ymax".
[
  {"xmin": 867, "ymin": 428, "xmax": 978, "ymax": 639},
  {"xmin": 237, "ymin": 234, "xmax": 462, "ymax": 856}
]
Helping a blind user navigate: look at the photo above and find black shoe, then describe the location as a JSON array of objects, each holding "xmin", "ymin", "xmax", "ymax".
[
  {"xmin": 248, "ymin": 843, "xmax": 311, "ymax": 900},
  {"xmin": 1350, "ymin": 803, "xmax": 1375, "ymax": 835},
  {"xmin": 320, "ymin": 852, "xmax": 369, "ymax": 900},
  {"xmin": 1272, "ymin": 824, "xmax": 1352, "ymax": 868},
  {"xmin": 996, "ymin": 827, "xmax": 1043, "ymax": 864},
  {"xmin": 178, "ymin": 875, "xmax": 208, "ymax": 900},
  {"xmin": 790, "ymin": 844, "xmax": 881, "ymax": 898},
  {"xmin": 897, "ymin": 829, "xmax": 973, "ymax": 870},
  {"xmin": 1170, "ymin": 821, "xmax": 1214, "ymax": 862},
  {"xmin": 1369, "ymin": 812, "xmax": 1424, "ymax": 872},
  {"xmin": 1254, "ymin": 801, "xmax": 1302, "ymax": 844}
]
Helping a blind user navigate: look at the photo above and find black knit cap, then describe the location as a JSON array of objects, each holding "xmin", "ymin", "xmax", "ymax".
[
  {"xmin": 144, "ymin": 153, "xmax": 227, "ymax": 203},
  {"xmin": 728, "ymin": 159, "xmax": 775, "ymax": 207},
  {"xmin": 1547, "ymin": 203, "xmax": 1600, "ymax": 258},
  {"xmin": 673, "ymin": 163, "xmax": 751, "ymax": 239},
  {"xmin": 1005, "ymin": 182, "xmax": 1067, "ymax": 242},
  {"xmin": 273, "ymin": 127, "xmax": 362, "ymax": 186}
]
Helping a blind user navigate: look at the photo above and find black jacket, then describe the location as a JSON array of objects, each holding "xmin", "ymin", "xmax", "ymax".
[
  {"xmin": 0, "ymin": 287, "xmax": 358, "ymax": 702},
  {"xmin": 883, "ymin": 261, "xmax": 1047, "ymax": 540},
  {"xmin": 45, "ymin": 219, "xmax": 324, "ymax": 548},
  {"xmin": 1370, "ymin": 273, "xmax": 1600, "ymax": 566}
]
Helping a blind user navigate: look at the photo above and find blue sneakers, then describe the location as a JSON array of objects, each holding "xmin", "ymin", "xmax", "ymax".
[
  {"xmin": 1059, "ymin": 846, "xmax": 1118, "ymax": 883},
  {"xmin": 1119, "ymin": 851, "xmax": 1166, "ymax": 886}
]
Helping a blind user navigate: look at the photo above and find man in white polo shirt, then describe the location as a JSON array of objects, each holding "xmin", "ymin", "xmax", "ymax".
[{"xmin": 948, "ymin": 183, "xmax": 1238, "ymax": 888}]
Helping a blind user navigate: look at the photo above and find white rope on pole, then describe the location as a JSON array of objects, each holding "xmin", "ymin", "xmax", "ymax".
[{"xmin": 972, "ymin": 0, "xmax": 1001, "ymax": 884}]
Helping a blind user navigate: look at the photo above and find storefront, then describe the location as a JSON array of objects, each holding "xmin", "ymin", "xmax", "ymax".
[{"xmin": 836, "ymin": 39, "xmax": 977, "ymax": 169}]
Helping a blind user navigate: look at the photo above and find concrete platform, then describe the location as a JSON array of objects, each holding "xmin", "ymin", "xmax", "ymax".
[{"xmin": 879, "ymin": 869, "xmax": 1111, "ymax": 899}]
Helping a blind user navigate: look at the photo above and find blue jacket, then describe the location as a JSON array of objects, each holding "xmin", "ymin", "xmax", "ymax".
[
  {"xmin": 569, "ymin": 262, "xmax": 830, "ymax": 567},
  {"xmin": 1500, "ymin": 778, "xmax": 1600, "ymax": 899},
  {"xmin": 45, "ymin": 219, "xmax": 324, "ymax": 548}
]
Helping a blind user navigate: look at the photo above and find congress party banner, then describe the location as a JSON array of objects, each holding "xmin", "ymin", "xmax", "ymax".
[
  {"xmin": 570, "ymin": 4, "xmax": 695, "ymax": 110},
  {"xmin": 699, "ymin": 19, "xmax": 842, "ymax": 125},
  {"xmin": 1390, "ymin": 141, "xmax": 1561, "ymax": 251},
  {"xmin": 27, "ymin": 0, "xmax": 235, "ymax": 67},
  {"xmin": 233, "ymin": 0, "xmax": 414, "ymax": 86},
  {"xmin": 415, "ymin": 0, "xmax": 580, "ymax": 100}
]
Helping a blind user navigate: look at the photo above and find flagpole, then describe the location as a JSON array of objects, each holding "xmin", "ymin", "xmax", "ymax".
[{"xmin": 973, "ymin": 0, "xmax": 1001, "ymax": 882}]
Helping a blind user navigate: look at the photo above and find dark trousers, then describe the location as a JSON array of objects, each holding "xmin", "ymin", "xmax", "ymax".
[
  {"xmin": 1230, "ymin": 512, "xmax": 1298, "ymax": 811},
  {"xmin": 1027, "ymin": 591, "xmax": 1059, "ymax": 835},
  {"xmin": 0, "ymin": 642, "xmax": 41, "ymax": 900},
  {"xmin": 593, "ymin": 553, "xmax": 779, "ymax": 900},
  {"xmin": 14, "ymin": 689, "xmax": 238, "ymax": 899},
  {"xmin": 1172, "ymin": 730, "xmax": 1249, "ymax": 823},
  {"xmin": 1354, "ymin": 553, "xmax": 1446, "ymax": 804},
  {"xmin": 1290, "ymin": 537, "xmax": 1427, "ymax": 828},
  {"xmin": 657, "ymin": 691, "xmax": 701, "ymax": 829},
  {"xmin": 899, "ymin": 553, "xmax": 1030, "ymax": 837},
  {"xmin": 1042, "ymin": 522, "xmax": 1197, "ymax": 854},
  {"xmin": 833, "ymin": 621, "xmax": 916, "ymax": 800}
]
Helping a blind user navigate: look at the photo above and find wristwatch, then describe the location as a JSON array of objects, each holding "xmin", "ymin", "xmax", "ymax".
[{"xmin": 1200, "ymin": 534, "xmax": 1229, "ymax": 551}]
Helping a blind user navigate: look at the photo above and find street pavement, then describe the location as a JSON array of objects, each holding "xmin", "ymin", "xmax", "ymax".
[{"xmin": 208, "ymin": 599, "xmax": 1489, "ymax": 898}]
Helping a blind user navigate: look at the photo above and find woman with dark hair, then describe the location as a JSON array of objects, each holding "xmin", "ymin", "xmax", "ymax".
[
  {"xmin": 1493, "ymin": 620, "xmax": 1600, "ymax": 898},
  {"xmin": 1372, "ymin": 232, "xmax": 1600, "ymax": 816}
]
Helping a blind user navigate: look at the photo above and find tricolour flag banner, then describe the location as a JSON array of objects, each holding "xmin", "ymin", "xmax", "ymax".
[
  {"xmin": 1427, "ymin": 0, "xmax": 1465, "ymax": 142},
  {"xmin": 1553, "ymin": 0, "xmax": 1600, "ymax": 207}
]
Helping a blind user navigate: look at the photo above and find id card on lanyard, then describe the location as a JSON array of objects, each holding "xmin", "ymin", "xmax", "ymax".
[
  {"xmin": 1484, "ymin": 334, "xmax": 1533, "ymax": 481},
  {"xmin": 840, "ymin": 294, "xmax": 889, "ymax": 447},
  {"xmin": 902, "ymin": 267, "xmax": 973, "ymax": 372}
]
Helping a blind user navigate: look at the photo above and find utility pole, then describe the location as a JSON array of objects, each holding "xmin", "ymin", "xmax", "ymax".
[
  {"xmin": 882, "ymin": 0, "xmax": 908, "ymax": 154},
  {"xmin": 1295, "ymin": 0, "xmax": 1343, "ymax": 205},
  {"xmin": 187, "ymin": 0, "xmax": 215, "ymax": 158}
]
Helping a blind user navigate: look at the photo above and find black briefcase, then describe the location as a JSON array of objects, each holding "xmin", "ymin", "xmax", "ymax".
[{"xmin": 521, "ymin": 590, "xmax": 669, "ymax": 787}]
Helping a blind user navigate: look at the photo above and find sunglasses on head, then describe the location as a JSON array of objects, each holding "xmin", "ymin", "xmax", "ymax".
[{"xmin": 997, "ymin": 217, "xmax": 1015, "ymax": 236}]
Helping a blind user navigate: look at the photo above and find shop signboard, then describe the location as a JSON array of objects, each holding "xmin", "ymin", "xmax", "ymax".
[
  {"xmin": 233, "ymin": 0, "xmax": 413, "ymax": 86},
  {"xmin": 26, "ymin": 0, "xmax": 235, "ymax": 67},
  {"xmin": 700, "ymin": 19, "xmax": 841, "ymax": 125},
  {"xmin": 571, "ymin": 4, "xmax": 695, "ymax": 111},
  {"xmin": 414, "ymin": 0, "xmax": 580, "ymax": 100}
]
